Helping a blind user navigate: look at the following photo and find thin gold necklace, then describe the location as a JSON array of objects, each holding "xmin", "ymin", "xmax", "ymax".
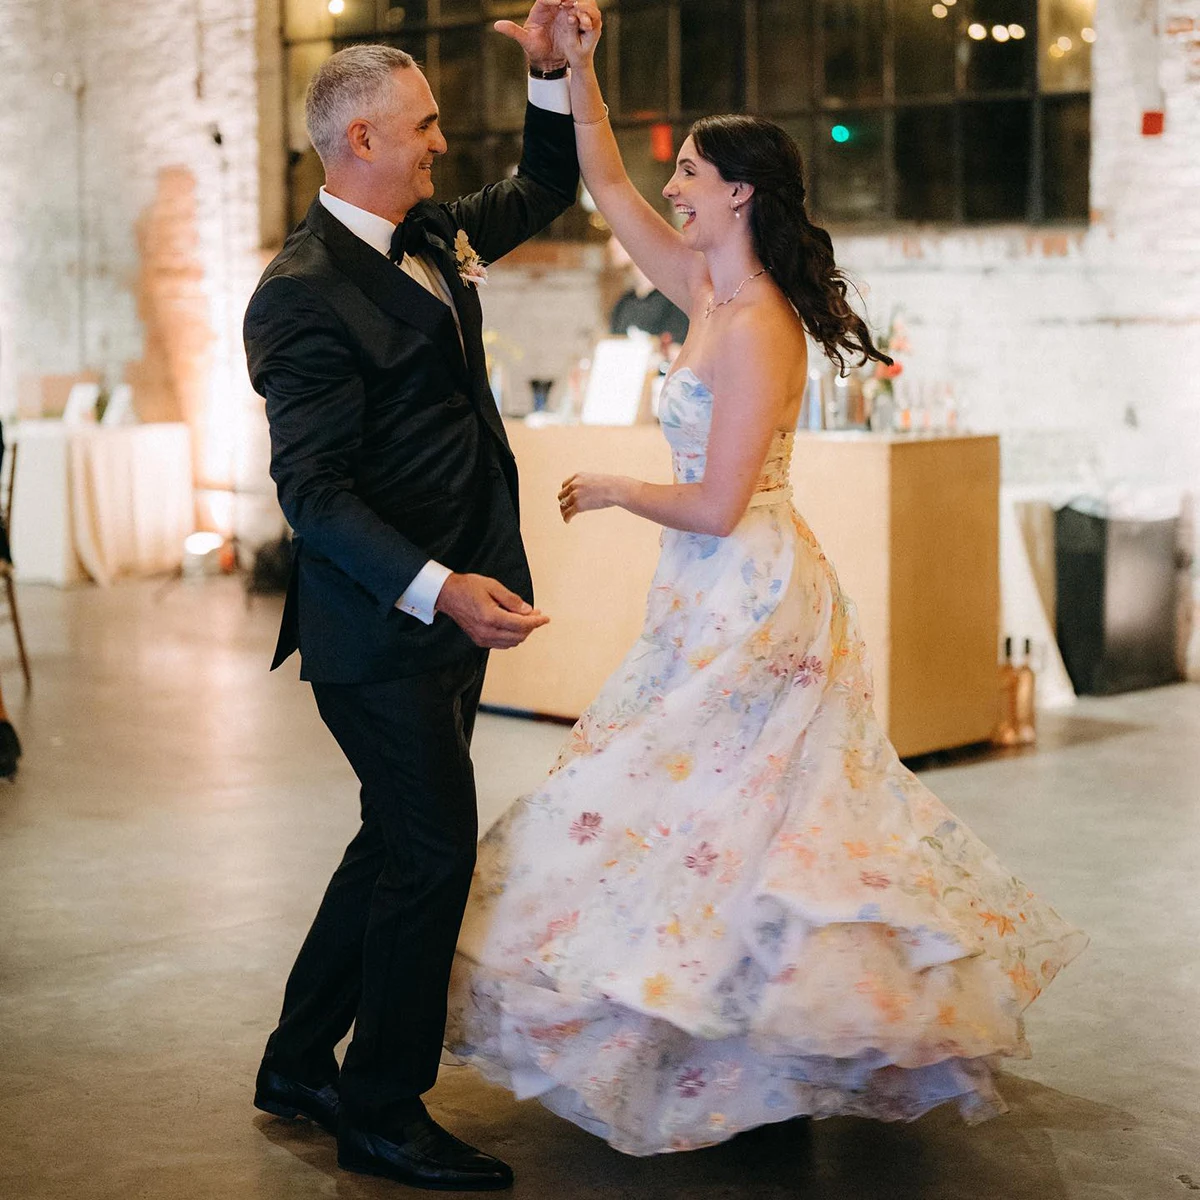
[{"xmin": 705, "ymin": 269, "xmax": 766, "ymax": 319}]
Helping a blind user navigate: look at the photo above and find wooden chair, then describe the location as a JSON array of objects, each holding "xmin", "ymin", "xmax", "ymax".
[{"xmin": 0, "ymin": 426, "xmax": 31, "ymax": 691}]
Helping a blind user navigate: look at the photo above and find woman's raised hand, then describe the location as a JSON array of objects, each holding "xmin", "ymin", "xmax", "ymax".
[{"xmin": 558, "ymin": 0, "xmax": 602, "ymax": 69}]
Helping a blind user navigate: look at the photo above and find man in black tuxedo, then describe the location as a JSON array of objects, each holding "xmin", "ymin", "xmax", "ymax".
[{"xmin": 243, "ymin": 4, "xmax": 580, "ymax": 1189}]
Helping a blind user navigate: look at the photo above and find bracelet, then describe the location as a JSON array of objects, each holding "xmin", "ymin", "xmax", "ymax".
[
  {"xmin": 574, "ymin": 104, "xmax": 610, "ymax": 127},
  {"xmin": 529, "ymin": 63, "xmax": 568, "ymax": 80}
]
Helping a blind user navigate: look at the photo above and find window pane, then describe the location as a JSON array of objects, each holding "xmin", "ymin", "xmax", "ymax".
[
  {"xmin": 758, "ymin": 0, "xmax": 813, "ymax": 111},
  {"xmin": 328, "ymin": 0, "xmax": 380, "ymax": 38},
  {"xmin": 964, "ymin": 0, "xmax": 1036, "ymax": 93},
  {"xmin": 813, "ymin": 110, "xmax": 885, "ymax": 222},
  {"xmin": 821, "ymin": 0, "xmax": 884, "ymax": 104},
  {"xmin": 386, "ymin": 2, "xmax": 429, "ymax": 27},
  {"xmin": 438, "ymin": 26, "xmax": 482, "ymax": 128},
  {"xmin": 776, "ymin": 117, "xmax": 815, "ymax": 199},
  {"xmin": 895, "ymin": 106, "xmax": 955, "ymax": 220},
  {"xmin": 963, "ymin": 100, "xmax": 1030, "ymax": 221},
  {"xmin": 440, "ymin": 0, "xmax": 482, "ymax": 18},
  {"xmin": 681, "ymin": 0, "xmax": 745, "ymax": 113},
  {"xmin": 436, "ymin": 139, "xmax": 486, "ymax": 201},
  {"xmin": 1042, "ymin": 94, "xmax": 1089, "ymax": 220},
  {"xmin": 619, "ymin": 7, "xmax": 670, "ymax": 116},
  {"xmin": 285, "ymin": 0, "xmax": 335, "ymax": 42},
  {"xmin": 286, "ymin": 41, "xmax": 332, "ymax": 155},
  {"xmin": 1041, "ymin": 0, "xmax": 1094, "ymax": 93},
  {"xmin": 895, "ymin": 0, "xmax": 955, "ymax": 97},
  {"xmin": 486, "ymin": 20, "xmax": 528, "ymax": 129},
  {"xmin": 615, "ymin": 126, "xmax": 675, "ymax": 216}
]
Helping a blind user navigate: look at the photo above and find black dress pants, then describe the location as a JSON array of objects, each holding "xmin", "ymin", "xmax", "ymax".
[{"xmin": 263, "ymin": 650, "xmax": 488, "ymax": 1124}]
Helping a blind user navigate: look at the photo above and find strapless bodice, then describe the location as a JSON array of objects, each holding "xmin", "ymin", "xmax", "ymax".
[{"xmin": 659, "ymin": 367, "xmax": 794, "ymax": 507}]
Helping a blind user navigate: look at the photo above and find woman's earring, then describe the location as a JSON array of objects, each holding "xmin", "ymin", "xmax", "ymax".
[{"xmin": 732, "ymin": 203, "xmax": 741, "ymax": 219}]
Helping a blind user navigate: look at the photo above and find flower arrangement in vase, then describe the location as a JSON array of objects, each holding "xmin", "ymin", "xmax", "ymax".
[{"xmin": 862, "ymin": 308, "xmax": 909, "ymax": 430}]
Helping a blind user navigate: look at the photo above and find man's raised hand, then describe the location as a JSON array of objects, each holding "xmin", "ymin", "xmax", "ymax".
[
  {"xmin": 493, "ymin": 0, "xmax": 572, "ymax": 72},
  {"xmin": 434, "ymin": 573, "xmax": 550, "ymax": 650}
]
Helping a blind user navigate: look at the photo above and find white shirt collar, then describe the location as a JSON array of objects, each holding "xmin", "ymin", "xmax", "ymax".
[{"xmin": 318, "ymin": 186, "xmax": 396, "ymax": 259}]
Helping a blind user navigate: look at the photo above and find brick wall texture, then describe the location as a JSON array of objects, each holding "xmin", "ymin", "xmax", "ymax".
[{"xmin": 0, "ymin": 1, "xmax": 1196, "ymax": 544}]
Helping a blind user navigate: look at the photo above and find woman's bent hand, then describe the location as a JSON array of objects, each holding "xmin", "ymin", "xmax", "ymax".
[{"xmin": 558, "ymin": 473, "xmax": 626, "ymax": 523}]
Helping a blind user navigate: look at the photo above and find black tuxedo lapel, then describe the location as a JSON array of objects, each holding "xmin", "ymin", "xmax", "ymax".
[
  {"xmin": 427, "ymin": 238, "xmax": 514, "ymax": 459},
  {"xmin": 305, "ymin": 198, "xmax": 468, "ymax": 384}
]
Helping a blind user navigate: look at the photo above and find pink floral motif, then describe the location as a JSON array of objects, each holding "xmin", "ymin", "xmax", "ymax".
[
  {"xmin": 684, "ymin": 841, "xmax": 719, "ymax": 876},
  {"xmin": 794, "ymin": 655, "xmax": 825, "ymax": 687},
  {"xmin": 569, "ymin": 812, "xmax": 604, "ymax": 844},
  {"xmin": 676, "ymin": 1067, "xmax": 707, "ymax": 1097},
  {"xmin": 860, "ymin": 870, "xmax": 892, "ymax": 889}
]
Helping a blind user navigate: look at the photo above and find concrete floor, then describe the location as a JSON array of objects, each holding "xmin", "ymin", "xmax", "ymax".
[{"xmin": 1, "ymin": 576, "xmax": 1197, "ymax": 1200}]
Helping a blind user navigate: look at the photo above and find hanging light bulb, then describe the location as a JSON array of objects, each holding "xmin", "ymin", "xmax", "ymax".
[
  {"xmin": 967, "ymin": 23, "xmax": 987, "ymax": 40},
  {"xmin": 991, "ymin": 25, "xmax": 1010, "ymax": 41},
  {"xmin": 1008, "ymin": 24, "xmax": 1026, "ymax": 39}
]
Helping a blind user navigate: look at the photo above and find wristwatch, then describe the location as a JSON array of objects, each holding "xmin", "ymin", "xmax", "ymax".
[{"xmin": 528, "ymin": 63, "xmax": 569, "ymax": 80}]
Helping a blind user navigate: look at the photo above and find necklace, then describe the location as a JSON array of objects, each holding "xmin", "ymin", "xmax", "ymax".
[{"xmin": 705, "ymin": 269, "xmax": 766, "ymax": 319}]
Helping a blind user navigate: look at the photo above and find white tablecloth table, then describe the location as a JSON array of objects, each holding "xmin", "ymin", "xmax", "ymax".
[{"xmin": 11, "ymin": 422, "xmax": 194, "ymax": 586}]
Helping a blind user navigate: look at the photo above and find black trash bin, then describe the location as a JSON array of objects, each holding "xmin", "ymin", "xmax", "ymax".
[{"xmin": 1055, "ymin": 503, "xmax": 1181, "ymax": 695}]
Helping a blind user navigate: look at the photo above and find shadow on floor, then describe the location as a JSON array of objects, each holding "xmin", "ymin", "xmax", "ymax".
[{"xmin": 255, "ymin": 1070, "xmax": 1132, "ymax": 1200}]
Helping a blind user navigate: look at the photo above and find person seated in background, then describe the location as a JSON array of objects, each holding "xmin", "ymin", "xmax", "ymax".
[{"xmin": 607, "ymin": 233, "xmax": 688, "ymax": 349}]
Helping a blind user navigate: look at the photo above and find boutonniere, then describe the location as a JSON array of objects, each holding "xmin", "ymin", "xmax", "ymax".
[{"xmin": 454, "ymin": 230, "xmax": 488, "ymax": 287}]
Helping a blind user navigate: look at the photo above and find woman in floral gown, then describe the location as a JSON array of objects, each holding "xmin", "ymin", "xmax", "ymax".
[{"xmin": 446, "ymin": 3, "xmax": 1086, "ymax": 1156}]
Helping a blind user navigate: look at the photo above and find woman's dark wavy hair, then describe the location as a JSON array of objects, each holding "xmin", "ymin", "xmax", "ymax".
[{"xmin": 689, "ymin": 114, "xmax": 891, "ymax": 374}]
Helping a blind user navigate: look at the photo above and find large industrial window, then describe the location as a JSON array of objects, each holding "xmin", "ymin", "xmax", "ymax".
[{"xmin": 283, "ymin": 0, "xmax": 1094, "ymax": 233}]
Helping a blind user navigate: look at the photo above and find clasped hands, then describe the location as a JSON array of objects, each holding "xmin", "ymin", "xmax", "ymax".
[{"xmin": 494, "ymin": 0, "xmax": 602, "ymax": 71}]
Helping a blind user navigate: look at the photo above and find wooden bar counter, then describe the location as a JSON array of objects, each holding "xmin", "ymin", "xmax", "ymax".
[{"xmin": 482, "ymin": 423, "xmax": 1000, "ymax": 758}]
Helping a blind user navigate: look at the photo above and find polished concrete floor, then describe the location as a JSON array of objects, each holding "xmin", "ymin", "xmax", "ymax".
[{"xmin": 1, "ymin": 576, "xmax": 1197, "ymax": 1199}]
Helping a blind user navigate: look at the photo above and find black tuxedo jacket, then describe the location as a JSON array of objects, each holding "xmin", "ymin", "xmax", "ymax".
[{"xmin": 244, "ymin": 103, "xmax": 578, "ymax": 683}]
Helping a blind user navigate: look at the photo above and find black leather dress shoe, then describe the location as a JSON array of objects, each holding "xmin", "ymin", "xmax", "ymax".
[
  {"xmin": 253, "ymin": 1065, "xmax": 340, "ymax": 1134},
  {"xmin": 338, "ymin": 1110, "xmax": 514, "ymax": 1191}
]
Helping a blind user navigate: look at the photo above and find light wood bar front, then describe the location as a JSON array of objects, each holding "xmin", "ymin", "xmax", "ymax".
[{"xmin": 482, "ymin": 423, "xmax": 1000, "ymax": 758}]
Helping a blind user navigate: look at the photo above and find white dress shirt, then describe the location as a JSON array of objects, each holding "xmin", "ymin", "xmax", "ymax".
[{"xmin": 317, "ymin": 74, "xmax": 571, "ymax": 625}]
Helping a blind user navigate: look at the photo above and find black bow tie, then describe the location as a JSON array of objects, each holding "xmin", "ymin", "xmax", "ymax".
[{"xmin": 388, "ymin": 212, "xmax": 433, "ymax": 263}]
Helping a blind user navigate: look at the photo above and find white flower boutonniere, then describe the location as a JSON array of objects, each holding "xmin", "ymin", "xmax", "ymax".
[{"xmin": 454, "ymin": 230, "xmax": 488, "ymax": 287}]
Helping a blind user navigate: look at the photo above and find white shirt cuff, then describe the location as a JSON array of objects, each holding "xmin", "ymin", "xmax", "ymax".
[
  {"xmin": 528, "ymin": 74, "xmax": 572, "ymax": 116},
  {"xmin": 395, "ymin": 560, "xmax": 453, "ymax": 625}
]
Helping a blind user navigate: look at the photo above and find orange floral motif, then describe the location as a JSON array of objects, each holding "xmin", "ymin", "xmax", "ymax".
[
  {"xmin": 1007, "ymin": 961, "xmax": 1040, "ymax": 997},
  {"xmin": 843, "ymin": 840, "xmax": 871, "ymax": 859},
  {"xmin": 979, "ymin": 911, "xmax": 1017, "ymax": 936},
  {"xmin": 936, "ymin": 1003, "xmax": 958, "ymax": 1026},
  {"xmin": 642, "ymin": 972, "xmax": 673, "ymax": 1007},
  {"xmin": 663, "ymin": 753, "xmax": 694, "ymax": 782}
]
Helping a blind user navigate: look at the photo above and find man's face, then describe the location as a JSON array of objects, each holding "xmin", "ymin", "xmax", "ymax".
[{"xmin": 363, "ymin": 68, "xmax": 448, "ymax": 212}]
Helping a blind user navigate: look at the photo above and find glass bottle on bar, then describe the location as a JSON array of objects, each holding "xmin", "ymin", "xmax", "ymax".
[
  {"xmin": 994, "ymin": 636, "xmax": 1020, "ymax": 746},
  {"xmin": 1015, "ymin": 637, "xmax": 1037, "ymax": 745}
]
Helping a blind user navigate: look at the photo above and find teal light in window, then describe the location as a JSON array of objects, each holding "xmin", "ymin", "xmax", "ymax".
[{"xmin": 831, "ymin": 124, "xmax": 851, "ymax": 144}]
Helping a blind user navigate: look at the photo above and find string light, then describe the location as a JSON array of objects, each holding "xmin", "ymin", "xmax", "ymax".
[
  {"xmin": 1056, "ymin": 35, "xmax": 1073, "ymax": 51},
  {"xmin": 1048, "ymin": 44, "xmax": 1065, "ymax": 59},
  {"xmin": 967, "ymin": 23, "xmax": 987, "ymax": 40},
  {"xmin": 328, "ymin": 0, "xmax": 345, "ymax": 14},
  {"xmin": 991, "ymin": 24, "xmax": 1010, "ymax": 41},
  {"xmin": 1081, "ymin": 27, "xmax": 1096, "ymax": 43},
  {"xmin": 931, "ymin": 3, "xmax": 948, "ymax": 18},
  {"xmin": 1008, "ymin": 23, "xmax": 1026, "ymax": 39}
]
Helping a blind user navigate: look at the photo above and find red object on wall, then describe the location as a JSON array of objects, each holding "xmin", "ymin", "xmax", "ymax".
[
  {"xmin": 1141, "ymin": 111, "xmax": 1165, "ymax": 136},
  {"xmin": 650, "ymin": 123, "xmax": 675, "ymax": 163}
]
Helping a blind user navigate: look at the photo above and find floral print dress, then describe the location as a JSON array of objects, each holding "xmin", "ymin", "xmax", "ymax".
[{"xmin": 446, "ymin": 367, "xmax": 1086, "ymax": 1156}]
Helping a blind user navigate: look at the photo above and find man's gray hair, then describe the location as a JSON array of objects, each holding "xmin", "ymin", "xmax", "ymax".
[{"xmin": 305, "ymin": 44, "xmax": 415, "ymax": 164}]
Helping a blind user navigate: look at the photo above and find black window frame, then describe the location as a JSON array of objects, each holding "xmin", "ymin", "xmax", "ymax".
[{"xmin": 282, "ymin": 0, "xmax": 1093, "ymax": 233}]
